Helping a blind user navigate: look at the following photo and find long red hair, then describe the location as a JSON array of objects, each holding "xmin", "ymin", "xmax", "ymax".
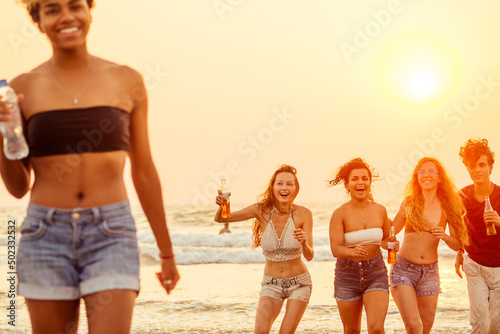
[
  {"xmin": 251, "ymin": 164, "xmax": 299, "ymax": 249},
  {"xmin": 404, "ymin": 157, "xmax": 468, "ymax": 244}
]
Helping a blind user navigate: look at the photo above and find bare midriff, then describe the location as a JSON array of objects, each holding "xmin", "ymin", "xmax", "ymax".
[{"xmin": 29, "ymin": 151, "xmax": 128, "ymax": 208}]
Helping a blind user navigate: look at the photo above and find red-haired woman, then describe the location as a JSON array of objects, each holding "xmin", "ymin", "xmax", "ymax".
[
  {"xmin": 215, "ymin": 164, "xmax": 314, "ymax": 333},
  {"xmin": 391, "ymin": 157, "xmax": 467, "ymax": 334},
  {"xmin": 329, "ymin": 157, "xmax": 393, "ymax": 333}
]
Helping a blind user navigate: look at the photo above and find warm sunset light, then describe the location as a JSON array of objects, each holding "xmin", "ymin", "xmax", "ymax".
[
  {"xmin": 1, "ymin": 1, "xmax": 500, "ymax": 333},
  {"xmin": 409, "ymin": 70, "xmax": 437, "ymax": 99},
  {"xmin": 373, "ymin": 31, "xmax": 462, "ymax": 108}
]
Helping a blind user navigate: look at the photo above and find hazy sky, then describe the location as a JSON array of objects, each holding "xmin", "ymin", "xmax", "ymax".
[{"xmin": 1, "ymin": 0, "xmax": 499, "ymax": 208}]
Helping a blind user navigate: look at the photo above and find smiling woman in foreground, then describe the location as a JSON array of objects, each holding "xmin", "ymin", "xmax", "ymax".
[{"xmin": 0, "ymin": 0, "xmax": 178, "ymax": 332}]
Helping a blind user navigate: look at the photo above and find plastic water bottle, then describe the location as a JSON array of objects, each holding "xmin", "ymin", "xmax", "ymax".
[{"xmin": 0, "ymin": 80, "xmax": 29, "ymax": 160}]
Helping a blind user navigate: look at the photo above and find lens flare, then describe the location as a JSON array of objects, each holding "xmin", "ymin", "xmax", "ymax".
[{"xmin": 372, "ymin": 31, "xmax": 462, "ymax": 108}]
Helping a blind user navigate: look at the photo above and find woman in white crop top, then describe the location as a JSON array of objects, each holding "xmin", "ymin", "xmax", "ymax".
[
  {"xmin": 215, "ymin": 164, "xmax": 314, "ymax": 333},
  {"xmin": 328, "ymin": 158, "xmax": 396, "ymax": 333}
]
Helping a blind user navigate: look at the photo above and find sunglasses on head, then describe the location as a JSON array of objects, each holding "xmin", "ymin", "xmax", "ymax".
[{"xmin": 416, "ymin": 169, "xmax": 438, "ymax": 177}]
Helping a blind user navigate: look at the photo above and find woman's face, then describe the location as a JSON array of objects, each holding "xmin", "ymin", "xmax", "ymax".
[
  {"xmin": 37, "ymin": 0, "xmax": 91, "ymax": 50},
  {"xmin": 416, "ymin": 161, "xmax": 441, "ymax": 191},
  {"xmin": 273, "ymin": 172, "xmax": 297, "ymax": 205},
  {"xmin": 346, "ymin": 168, "xmax": 371, "ymax": 200}
]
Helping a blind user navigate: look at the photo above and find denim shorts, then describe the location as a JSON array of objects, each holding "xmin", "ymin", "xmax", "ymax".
[
  {"xmin": 334, "ymin": 252, "xmax": 389, "ymax": 302},
  {"xmin": 260, "ymin": 272, "xmax": 312, "ymax": 303},
  {"xmin": 389, "ymin": 255, "xmax": 441, "ymax": 296},
  {"xmin": 17, "ymin": 201, "xmax": 140, "ymax": 300}
]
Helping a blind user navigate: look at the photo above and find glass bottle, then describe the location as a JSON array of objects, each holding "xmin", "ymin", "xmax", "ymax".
[
  {"xmin": 387, "ymin": 225, "xmax": 397, "ymax": 264},
  {"xmin": 221, "ymin": 178, "xmax": 231, "ymax": 218},
  {"xmin": 485, "ymin": 196, "xmax": 496, "ymax": 236}
]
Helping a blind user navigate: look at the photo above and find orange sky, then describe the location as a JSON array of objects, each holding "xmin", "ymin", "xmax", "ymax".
[{"xmin": 1, "ymin": 0, "xmax": 499, "ymax": 208}]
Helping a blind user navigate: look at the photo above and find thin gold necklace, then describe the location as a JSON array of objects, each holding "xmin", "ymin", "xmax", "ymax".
[
  {"xmin": 49, "ymin": 58, "xmax": 95, "ymax": 104},
  {"xmin": 355, "ymin": 203, "xmax": 369, "ymax": 227}
]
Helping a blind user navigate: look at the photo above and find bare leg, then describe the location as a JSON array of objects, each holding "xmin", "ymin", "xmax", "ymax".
[
  {"xmin": 391, "ymin": 285, "xmax": 423, "ymax": 334},
  {"xmin": 416, "ymin": 295, "xmax": 439, "ymax": 334},
  {"xmin": 254, "ymin": 296, "xmax": 284, "ymax": 334},
  {"xmin": 84, "ymin": 289, "xmax": 136, "ymax": 334},
  {"xmin": 279, "ymin": 299, "xmax": 308, "ymax": 334},
  {"xmin": 26, "ymin": 299, "xmax": 81, "ymax": 334},
  {"xmin": 336, "ymin": 299, "xmax": 363, "ymax": 334},
  {"xmin": 363, "ymin": 291, "xmax": 388, "ymax": 333}
]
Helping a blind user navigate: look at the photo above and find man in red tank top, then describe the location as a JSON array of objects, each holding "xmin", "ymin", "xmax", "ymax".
[{"xmin": 455, "ymin": 138, "xmax": 500, "ymax": 334}]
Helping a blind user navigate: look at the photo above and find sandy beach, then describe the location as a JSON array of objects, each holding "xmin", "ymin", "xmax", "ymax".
[
  {"xmin": 1, "ymin": 256, "xmax": 471, "ymax": 333},
  {"xmin": 132, "ymin": 259, "xmax": 470, "ymax": 333},
  {"xmin": 0, "ymin": 203, "xmax": 472, "ymax": 333}
]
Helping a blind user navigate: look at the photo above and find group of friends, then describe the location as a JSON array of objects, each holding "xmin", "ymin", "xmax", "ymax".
[
  {"xmin": 0, "ymin": 0, "xmax": 498, "ymax": 333},
  {"xmin": 215, "ymin": 138, "xmax": 500, "ymax": 334}
]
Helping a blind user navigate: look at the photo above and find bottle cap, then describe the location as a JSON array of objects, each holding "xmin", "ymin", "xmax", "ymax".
[{"xmin": 0, "ymin": 80, "xmax": 7, "ymax": 87}]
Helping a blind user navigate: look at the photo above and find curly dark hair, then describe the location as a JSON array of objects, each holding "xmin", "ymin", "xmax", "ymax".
[
  {"xmin": 23, "ymin": 0, "xmax": 94, "ymax": 24},
  {"xmin": 459, "ymin": 138, "xmax": 495, "ymax": 169},
  {"xmin": 327, "ymin": 157, "xmax": 377, "ymax": 187}
]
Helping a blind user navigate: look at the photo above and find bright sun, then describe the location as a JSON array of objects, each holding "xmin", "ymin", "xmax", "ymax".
[
  {"xmin": 372, "ymin": 32, "xmax": 462, "ymax": 108},
  {"xmin": 409, "ymin": 71, "xmax": 436, "ymax": 98}
]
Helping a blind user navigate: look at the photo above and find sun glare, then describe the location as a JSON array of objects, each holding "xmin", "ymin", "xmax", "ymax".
[
  {"xmin": 409, "ymin": 71, "xmax": 436, "ymax": 98},
  {"xmin": 372, "ymin": 32, "xmax": 462, "ymax": 108}
]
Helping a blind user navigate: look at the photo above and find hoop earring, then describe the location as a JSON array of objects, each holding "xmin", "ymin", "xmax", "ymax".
[{"xmin": 346, "ymin": 190, "xmax": 350, "ymax": 194}]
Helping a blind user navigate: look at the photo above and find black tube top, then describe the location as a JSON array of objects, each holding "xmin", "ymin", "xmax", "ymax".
[{"xmin": 25, "ymin": 106, "xmax": 131, "ymax": 157}]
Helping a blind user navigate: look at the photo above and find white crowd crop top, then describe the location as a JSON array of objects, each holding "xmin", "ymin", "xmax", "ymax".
[
  {"xmin": 344, "ymin": 228, "xmax": 383, "ymax": 248},
  {"xmin": 261, "ymin": 208, "xmax": 302, "ymax": 262}
]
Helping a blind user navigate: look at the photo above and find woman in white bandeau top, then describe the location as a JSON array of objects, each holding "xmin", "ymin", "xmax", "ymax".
[
  {"xmin": 215, "ymin": 164, "xmax": 314, "ymax": 333},
  {"xmin": 328, "ymin": 158, "xmax": 396, "ymax": 334}
]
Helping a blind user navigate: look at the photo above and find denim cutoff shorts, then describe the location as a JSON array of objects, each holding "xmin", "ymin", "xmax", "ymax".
[
  {"xmin": 389, "ymin": 255, "xmax": 440, "ymax": 296},
  {"xmin": 334, "ymin": 252, "xmax": 389, "ymax": 302},
  {"xmin": 17, "ymin": 201, "xmax": 140, "ymax": 300},
  {"xmin": 260, "ymin": 271, "xmax": 312, "ymax": 303}
]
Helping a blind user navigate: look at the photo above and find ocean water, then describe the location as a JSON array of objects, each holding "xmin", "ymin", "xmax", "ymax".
[{"xmin": 0, "ymin": 202, "xmax": 471, "ymax": 333}]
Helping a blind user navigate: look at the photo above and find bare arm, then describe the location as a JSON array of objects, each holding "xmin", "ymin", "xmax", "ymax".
[
  {"xmin": 294, "ymin": 207, "xmax": 314, "ymax": 261},
  {"xmin": 380, "ymin": 206, "xmax": 392, "ymax": 250},
  {"xmin": 431, "ymin": 222, "xmax": 462, "ymax": 251},
  {"xmin": 0, "ymin": 91, "xmax": 30, "ymax": 198},
  {"xmin": 455, "ymin": 248, "xmax": 464, "ymax": 278},
  {"xmin": 392, "ymin": 200, "xmax": 407, "ymax": 235},
  {"xmin": 127, "ymin": 68, "xmax": 178, "ymax": 294},
  {"xmin": 214, "ymin": 190, "xmax": 259, "ymax": 223}
]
